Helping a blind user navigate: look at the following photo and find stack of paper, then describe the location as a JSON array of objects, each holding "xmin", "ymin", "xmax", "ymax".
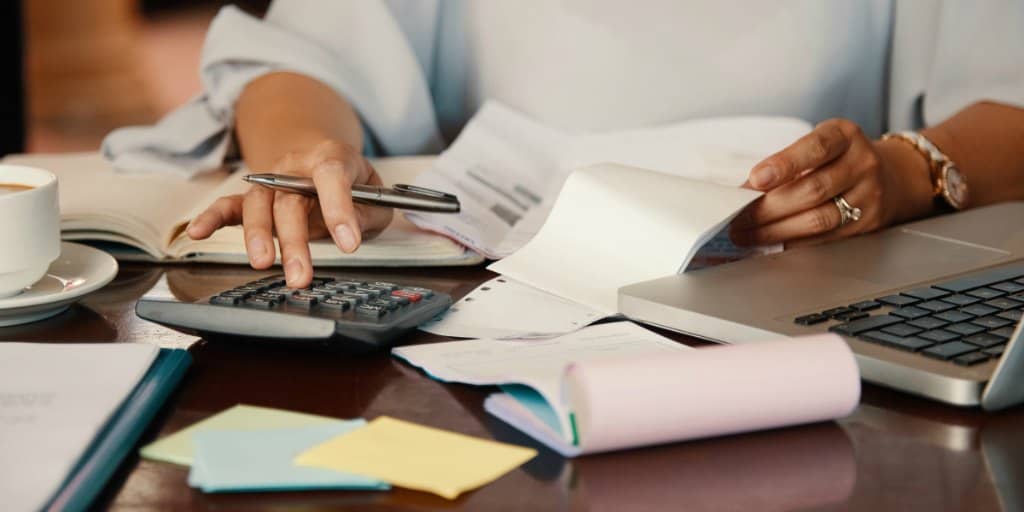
[{"xmin": 140, "ymin": 404, "xmax": 536, "ymax": 499}]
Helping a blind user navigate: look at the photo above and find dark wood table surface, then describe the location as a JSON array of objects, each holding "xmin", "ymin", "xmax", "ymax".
[{"xmin": 3, "ymin": 262, "xmax": 1022, "ymax": 512}]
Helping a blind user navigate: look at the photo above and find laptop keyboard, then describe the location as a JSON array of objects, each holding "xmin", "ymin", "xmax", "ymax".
[{"xmin": 794, "ymin": 265, "xmax": 1024, "ymax": 367}]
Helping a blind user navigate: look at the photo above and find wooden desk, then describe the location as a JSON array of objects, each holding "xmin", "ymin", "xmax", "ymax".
[{"xmin": 3, "ymin": 263, "xmax": 1022, "ymax": 511}]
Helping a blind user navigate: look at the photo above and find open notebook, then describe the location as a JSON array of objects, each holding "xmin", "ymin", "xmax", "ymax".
[{"xmin": 0, "ymin": 152, "xmax": 482, "ymax": 266}]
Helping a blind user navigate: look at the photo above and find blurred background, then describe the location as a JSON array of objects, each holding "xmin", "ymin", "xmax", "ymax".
[{"xmin": 2, "ymin": 0, "xmax": 270, "ymax": 157}]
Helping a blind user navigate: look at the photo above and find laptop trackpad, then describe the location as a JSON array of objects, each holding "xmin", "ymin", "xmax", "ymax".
[{"xmin": 796, "ymin": 229, "xmax": 1008, "ymax": 286}]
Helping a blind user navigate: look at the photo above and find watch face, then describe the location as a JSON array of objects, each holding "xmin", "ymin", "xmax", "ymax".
[{"xmin": 942, "ymin": 165, "xmax": 968, "ymax": 209}]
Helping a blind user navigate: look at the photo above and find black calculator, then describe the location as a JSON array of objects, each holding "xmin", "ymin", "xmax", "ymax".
[{"xmin": 136, "ymin": 274, "xmax": 452, "ymax": 352}]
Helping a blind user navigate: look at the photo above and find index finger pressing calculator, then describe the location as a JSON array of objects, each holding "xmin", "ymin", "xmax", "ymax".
[{"xmin": 136, "ymin": 274, "xmax": 452, "ymax": 352}]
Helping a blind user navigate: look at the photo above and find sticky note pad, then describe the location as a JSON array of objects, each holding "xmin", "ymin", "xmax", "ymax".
[
  {"xmin": 141, "ymin": 404, "xmax": 339, "ymax": 466},
  {"xmin": 295, "ymin": 416, "xmax": 536, "ymax": 499},
  {"xmin": 188, "ymin": 422, "xmax": 389, "ymax": 493}
]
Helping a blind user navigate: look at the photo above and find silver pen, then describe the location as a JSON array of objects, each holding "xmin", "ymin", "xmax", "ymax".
[{"xmin": 243, "ymin": 174, "xmax": 461, "ymax": 213}]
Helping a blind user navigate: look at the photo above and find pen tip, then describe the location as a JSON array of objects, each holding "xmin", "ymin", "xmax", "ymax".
[{"xmin": 242, "ymin": 175, "xmax": 252, "ymax": 182}]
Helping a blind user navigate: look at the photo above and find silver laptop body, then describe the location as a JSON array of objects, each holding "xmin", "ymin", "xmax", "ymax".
[{"xmin": 619, "ymin": 202, "xmax": 1024, "ymax": 410}]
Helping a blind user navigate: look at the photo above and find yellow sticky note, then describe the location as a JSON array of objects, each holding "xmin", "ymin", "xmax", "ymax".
[
  {"xmin": 141, "ymin": 404, "xmax": 338, "ymax": 466},
  {"xmin": 294, "ymin": 416, "xmax": 536, "ymax": 499}
]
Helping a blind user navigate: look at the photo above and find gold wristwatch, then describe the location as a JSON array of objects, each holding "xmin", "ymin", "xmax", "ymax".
[{"xmin": 882, "ymin": 131, "xmax": 969, "ymax": 210}]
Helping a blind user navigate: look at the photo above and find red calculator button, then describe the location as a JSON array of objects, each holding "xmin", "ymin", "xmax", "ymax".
[{"xmin": 392, "ymin": 290, "xmax": 422, "ymax": 302}]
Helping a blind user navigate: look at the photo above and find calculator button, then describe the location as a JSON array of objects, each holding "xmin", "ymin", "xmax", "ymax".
[
  {"xmin": 906, "ymin": 317, "xmax": 948, "ymax": 330},
  {"xmin": 310, "ymin": 277, "xmax": 336, "ymax": 285},
  {"xmin": 326, "ymin": 282, "xmax": 356, "ymax": 292},
  {"xmin": 371, "ymin": 282, "xmax": 399, "ymax": 291},
  {"xmin": 983, "ymin": 344, "xmax": 1007, "ymax": 357},
  {"xmin": 891, "ymin": 306, "xmax": 930, "ymax": 320},
  {"xmin": 933, "ymin": 310, "xmax": 974, "ymax": 323},
  {"xmin": 403, "ymin": 287, "xmax": 435, "ymax": 299},
  {"xmin": 388, "ymin": 295, "xmax": 411, "ymax": 307},
  {"xmin": 984, "ymin": 297, "xmax": 1022, "ymax": 311},
  {"xmin": 392, "ymin": 290, "xmax": 423, "ymax": 303},
  {"xmin": 918, "ymin": 329, "xmax": 960, "ymax": 343},
  {"xmin": 338, "ymin": 294, "xmax": 365, "ymax": 306},
  {"xmin": 356, "ymin": 304, "xmax": 388, "ymax": 319},
  {"xmin": 996, "ymin": 309, "xmax": 1022, "ymax": 322},
  {"xmin": 355, "ymin": 287, "xmax": 382, "ymax": 299},
  {"xmin": 990, "ymin": 326, "xmax": 1018, "ymax": 338},
  {"xmin": 311, "ymin": 286, "xmax": 338, "ymax": 296},
  {"xmin": 916, "ymin": 300, "xmax": 954, "ymax": 313},
  {"xmin": 210, "ymin": 295, "xmax": 241, "ymax": 306},
  {"xmin": 961, "ymin": 304, "xmax": 998, "ymax": 317},
  {"xmin": 347, "ymin": 292, "xmax": 372, "ymax": 302},
  {"xmin": 369, "ymin": 298, "xmax": 401, "ymax": 311},
  {"xmin": 992, "ymin": 281, "xmax": 1024, "ymax": 294},
  {"xmin": 320, "ymin": 297, "xmax": 352, "ymax": 311},
  {"xmin": 287, "ymin": 294, "xmax": 319, "ymax": 308},
  {"xmin": 244, "ymin": 297, "xmax": 275, "ymax": 309},
  {"xmin": 220, "ymin": 290, "xmax": 250, "ymax": 299},
  {"xmin": 253, "ymin": 293, "xmax": 285, "ymax": 305},
  {"xmin": 829, "ymin": 314, "xmax": 901, "ymax": 336},
  {"xmin": 940, "ymin": 294, "xmax": 980, "ymax": 307},
  {"xmin": 822, "ymin": 307, "xmax": 855, "ymax": 318},
  {"xmin": 943, "ymin": 322, "xmax": 986, "ymax": 337}
]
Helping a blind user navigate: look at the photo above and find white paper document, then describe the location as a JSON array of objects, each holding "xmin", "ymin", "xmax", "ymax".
[
  {"xmin": 0, "ymin": 343, "xmax": 159, "ymax": 512},
  {"xmin": 409, "ymin": 101, "xmax": 809, "ymax": 259},
  {"xmin": 489, "ymin": 163, "xmax": 763, "ymax": 314},
  {"xmin": 419, "ymin": 276, "xmax": 605, "ymax": 339},
  {"xmin": 394, "ymin": 322, "xmax": 687, "ymax": 442}
]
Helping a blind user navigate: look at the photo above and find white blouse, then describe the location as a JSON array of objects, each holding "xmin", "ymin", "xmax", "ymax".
[{"xmin": 102, "ymin": 0, "xmax": 1024, "ymax": 176}]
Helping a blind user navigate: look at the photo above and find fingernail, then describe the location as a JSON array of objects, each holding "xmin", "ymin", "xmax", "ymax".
[
  {"xmin": 285, "ymin": 259, "xmax": 304, "ymax": 287},
  {"xmin": 335, "ymin": 224, "xmax": 357, "ymax": 253},
  {"xmin": 750, "ymin": 166, "xmax": 777, "ymax": 189},
  {"xmin": 247, "ymin": 237, "xmax": 267, "ymax": 261}
]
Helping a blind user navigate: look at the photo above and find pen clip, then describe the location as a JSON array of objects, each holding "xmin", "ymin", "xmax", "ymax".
[{"xmin": 394, "ymin": 184, "xmax": 459, "ymax": 202}]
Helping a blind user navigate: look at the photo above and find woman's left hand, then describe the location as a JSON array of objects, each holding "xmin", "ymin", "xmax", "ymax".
[{"xmin": 729, "ymin": 118, "xmax": 932, "ymax": 248}]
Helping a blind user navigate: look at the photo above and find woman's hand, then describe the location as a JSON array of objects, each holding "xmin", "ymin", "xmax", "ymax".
[
  {"xmin": 729, "ymin": 118, "xmax": 934, "ymax": 248},
  {"xmin": 186, "ymin": 140, "xmax": 394, "ymax": 288}
]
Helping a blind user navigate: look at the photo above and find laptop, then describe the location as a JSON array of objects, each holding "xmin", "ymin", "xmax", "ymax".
[{"xmin": 618, "ymin": 201, "xmax": 1024, "ymax": 410}]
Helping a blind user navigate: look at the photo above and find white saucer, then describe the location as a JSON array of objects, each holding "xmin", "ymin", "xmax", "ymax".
[{"xmin": 0, "ymin": 242, "xmax": 119, "ymax": 327}]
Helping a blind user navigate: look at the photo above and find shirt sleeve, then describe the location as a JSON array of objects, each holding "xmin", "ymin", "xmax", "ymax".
[
  {"xmin": 102, "ymin": 0, "xmax": 444, "ymax": 176},
  {"xmin": 889, "ymin": 0, "xmax": 1024, "ymax": 131}
]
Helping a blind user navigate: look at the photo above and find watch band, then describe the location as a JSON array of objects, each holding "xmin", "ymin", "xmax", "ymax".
[{"xmin": 881, "ymin": 131, "xmax": 967, "ymax": 210}]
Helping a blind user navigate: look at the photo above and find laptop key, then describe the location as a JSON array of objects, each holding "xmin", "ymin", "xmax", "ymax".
[
  {"xmin": 967, "ymin": 287, "xmax": 1005, "ymax": 300},
  {"xmin": 972, "ymin": 316, "xmax": 1014, "ymax": 330},
  {"xmin": 891, "ymin": 306, "xmax": 930, "ymax": 320},
  {"xmin": 849, "ymin": 300, "xmax": 882, "ymax": 311},
  {"xmin": 907, "ymin": 317, "xmax": 949, "ymax": 330},
  {"xmin": 940, "ymin": 294, "xmax": 980, "ymax": 307},
  {"xmin": 984, "ymin": 297, "xmax": 1023, "ymax": 311},
  {"xmin": 990, "ymin": 326, "xmax": 1017, "ymax": 338},
  {"xmin": 916, "ymin": 300, "xmax": 955, "ymax": 313},
  {"xmin": 794, "ymin": 313, "xmax": 830, "ymax": 325},
  {"xmin": 933, "ymin": 265, "xmax": 1024, "ymax": 293},
  {"xmin": 829, "ymin": 314, "xmax": 902, "ymax": 336},
  {"xmin": 997, "ymin": 309, "xmax": 1022, "ymax": 322},
  {"xmin": 835, "ymin": 311, "xmax": 868, "ymax": 322},
  {"xmin": 934, "ymin": 310, "xmax": 975, "ymax": 323},
  {"xmin": 923, "ymin": 341, "xmax": 977, "ymax": 360},
  {"xmin": 881, "ymin": 323, "xmax": 923, "ymax": 337},
  {"xmin": 860, "ymin": 331, "xmax": 933, "ymax": 352},
  {"xmin": 901, "ymin": 287, "xmax": 949, "ymax": 301},
  {"xmin": 992, "ymin": 281, "xmax": 1024, "ymax": 294},
  {"xmin": 945, "ymin": 322, "xmax": 987, "ymax": 337},
  {"xmin": 961, "ymin": 304, "xmax": 999, "ymax": 317},
  {"xmin": 877, "ymin": 295, "xmax": 919, "ymax": 307},
  {"xmin": 953, "ymin": 352, "xmax": 990, "ymax": 366},
  {"xmin": 918, "ymin": 329, "xmax": 960, "ymax": 343},
  {"xmin": 963, "ymin": 333, "xmax": 1007, "ymax": 348},
  {"xmin": 822, "ymin": 306, "xmax": 855, "ymax": 318},
  {"xmin": 983, "ymin": 344, "xmax": 1007, "ymax": 357}
]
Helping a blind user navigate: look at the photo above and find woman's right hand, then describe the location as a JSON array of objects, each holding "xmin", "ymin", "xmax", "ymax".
[{"xmin": 185, "ymin": 140, "xmax": 394, "ymax": 288}]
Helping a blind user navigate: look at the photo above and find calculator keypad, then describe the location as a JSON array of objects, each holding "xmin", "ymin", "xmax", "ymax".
[{"xmin": 208, "ymin": 275, "xmax": 437, "ymax": 323}]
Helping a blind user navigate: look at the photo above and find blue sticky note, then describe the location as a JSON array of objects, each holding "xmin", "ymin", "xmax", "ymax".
[{"xmin": 188, "ymin": 421, "xmax": 389, "ymax": 493}]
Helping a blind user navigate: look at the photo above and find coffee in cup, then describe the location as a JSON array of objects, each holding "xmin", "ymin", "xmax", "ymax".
[{"xmin": 0, "ymin": 166, "xmax": 60, "ymax": 298}]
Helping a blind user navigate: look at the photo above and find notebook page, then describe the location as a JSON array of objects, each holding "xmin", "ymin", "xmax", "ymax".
[
  {"xmin": 2, "ymin": 152, "xmax": 228, "ymax": 258},
  {"xmin": 489, "ymin": 163, "xmax": 762, "ymax": 314},
  {"xmin": 166, "ymin": 156, "xmax": 479, "ymax": 265}
]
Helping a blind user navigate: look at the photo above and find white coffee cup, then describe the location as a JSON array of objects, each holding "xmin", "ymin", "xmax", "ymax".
[{"xmin": 0, "ymin": 165, "xmax": 61, "ymax": 298}]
